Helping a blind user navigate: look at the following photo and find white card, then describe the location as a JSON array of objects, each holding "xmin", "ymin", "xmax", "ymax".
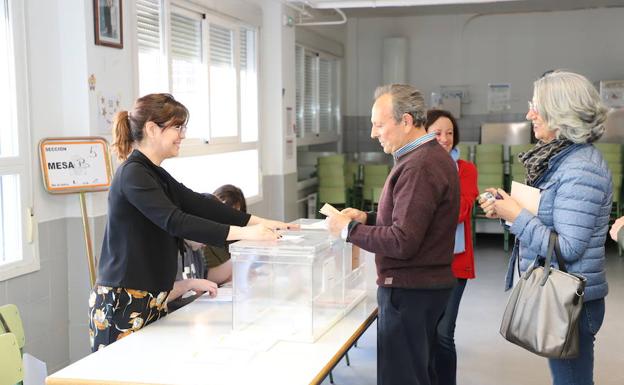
[
  {"xmin": 319, "ymin": 203, "xmax": 340, "ymax": 217},
  {"xmin": 506, "ymin": 181, "xmax": 541, "ymax": 226}
]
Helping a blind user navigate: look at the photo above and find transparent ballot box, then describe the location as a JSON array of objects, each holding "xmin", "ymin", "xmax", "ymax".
[{"xmin": 230, "ymin": 220, "xmax": 367, "ymax": 343}]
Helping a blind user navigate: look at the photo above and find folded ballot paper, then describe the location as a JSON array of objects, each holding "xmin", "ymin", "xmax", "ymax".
[
  {"xmin": 506, "ymin": 181, "xmax": 541, "ymax": 226},
  {"xmin": 319, "ymin": 203, "xmax": 341, "ymax": 217}
]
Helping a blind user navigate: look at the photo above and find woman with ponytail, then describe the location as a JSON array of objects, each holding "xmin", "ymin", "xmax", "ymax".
[{"xmin": 89, "ymin": 93, "xmax": 296, "ymax": 351}]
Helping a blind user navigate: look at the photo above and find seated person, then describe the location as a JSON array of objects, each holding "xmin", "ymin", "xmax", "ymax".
[
  {"xmin": 202, "ymin": 184, "xmax": 247, "ymax": 284},
  {"xmin": 169, "ymin": 185, "xmax": 247, "ymax": 310}
]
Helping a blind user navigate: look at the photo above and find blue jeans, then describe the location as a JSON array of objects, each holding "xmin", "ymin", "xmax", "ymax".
[
  {"xmin": 432, "ymin": 278, "xmax": 467, "ymax": 385},
  {"xmin": 548, "ymin": 298, "xmax": 605, "ymax": 385}
]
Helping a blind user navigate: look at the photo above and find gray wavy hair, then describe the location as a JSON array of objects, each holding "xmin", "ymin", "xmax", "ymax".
[
  {"xmin": 533, "ymin": 70, "xmax": 609, "ymax": 143},
  {"xmin": 374, "ymin": 84, "xmax": 427, "ymax": 127}
]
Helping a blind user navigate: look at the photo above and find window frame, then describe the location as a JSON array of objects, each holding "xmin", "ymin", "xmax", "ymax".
[
  {"xmin": 133, "ymin": 0, "xmax": 262, "ymax": 202},
  {"xmin": 295, "ymin": 43, "xmax": 342, "ymax": 140},
  {"xmin": 0, "ymin": 0, "xmax": 38, "ymax": 281}
]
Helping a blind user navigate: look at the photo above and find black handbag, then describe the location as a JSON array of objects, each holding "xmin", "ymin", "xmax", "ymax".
[{"xmin": 500, "ymin": 232, "xmax": 586, "ymax": 359}]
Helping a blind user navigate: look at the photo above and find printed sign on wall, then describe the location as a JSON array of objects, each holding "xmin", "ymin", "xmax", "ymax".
[{"xmin": 38, "ymin": 137, "xmax": 113, "ymax": 194}]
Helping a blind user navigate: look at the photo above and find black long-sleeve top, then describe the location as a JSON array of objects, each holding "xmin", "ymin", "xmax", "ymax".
[{"xmin": 97, "ymin": 150, "xmax": 250, "ymax": 292}]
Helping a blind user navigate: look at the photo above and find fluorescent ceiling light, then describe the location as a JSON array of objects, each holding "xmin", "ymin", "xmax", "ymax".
[{"xmin": 301, "ymin": 0, "xmax": 522, "ymax": 9}]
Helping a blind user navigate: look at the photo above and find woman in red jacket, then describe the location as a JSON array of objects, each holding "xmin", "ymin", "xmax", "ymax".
[{"xmin": 426, "ymin": 109, "xmax": 479, "ymax": 385}]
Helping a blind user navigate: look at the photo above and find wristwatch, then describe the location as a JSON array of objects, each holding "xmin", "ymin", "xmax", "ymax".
[{"xmin": 340, "ymin": 220, "xmax": 359, "ymax": 240}]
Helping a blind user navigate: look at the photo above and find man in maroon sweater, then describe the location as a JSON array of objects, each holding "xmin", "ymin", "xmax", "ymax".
[{"xmin": 328, "ymin": 84, "xmax": 460, "ymax": 385}]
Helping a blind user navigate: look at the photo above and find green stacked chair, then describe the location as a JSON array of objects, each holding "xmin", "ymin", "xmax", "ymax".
[
  {"xmin": 0, "ymin": 333, "xmax": 23, "ymax": 385},
  {"xmin": 0, "ymin": 304, "xmax": 25, "ymax": 353},
  {"xmin": 0, "ymin": 304, "xmax": 25, "ymax": 385},
  {"xmin": 595, "ymin": 143, "xmax": 623, "ymax": 255},
  {"xmin": 345, "ymin": 161, "xmax": 362, "ymax": 207},
  {"xmin": 509, "ymin": 144, "xmax": 532, "ymax": 185},
  {"xmin": 474, "ymin": 144, "xmax": 504, "ymax": 192},
  {"xmin": 362, "ymin": 164, "xmax": 390, "ymax": 210},
  {"xmin": 317, "ymin": 155, "xmax": 347, "ymax": 216},
  {"xmin": 474, "ymin": 144, "xmax": 509, "ymax": 251},
  {"xmin": 456, "ymin": 143, "xmax": 472, "ymax": 162}
]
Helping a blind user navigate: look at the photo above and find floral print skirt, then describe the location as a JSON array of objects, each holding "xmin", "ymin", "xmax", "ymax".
[{"xmin": 88, "ymin": 285, "xmax": 169, "ymax": 352}]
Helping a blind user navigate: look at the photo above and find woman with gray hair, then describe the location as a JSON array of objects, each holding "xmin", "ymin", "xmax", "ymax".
[{"xmin": 479, "ymin": 70, "xmax": 611, "ymax": 385}]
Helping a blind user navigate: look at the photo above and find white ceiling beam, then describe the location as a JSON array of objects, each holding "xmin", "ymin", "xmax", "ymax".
[{"xmin": 301, "ymin": 0, "xmax": 522, "ymax": 9}]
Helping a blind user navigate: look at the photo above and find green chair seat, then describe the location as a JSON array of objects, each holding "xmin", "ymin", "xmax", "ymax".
[
  {"xmin": 318, "ymin": 187, "xmax": 347, "ymax": 205},
  {"xmin": 602, "ymin": 152, "xmax": 622, "ymax": 164},
  {"xmin": 456, "ymin": 144, "xmax": 472, "ymax": 162},
  {"xmin": 318, "ymin": 154, "xmax": 345, "ymax": 166},
  {"xmin": 475, "ymin": 144, "xmax": 503, "ymax": 153},
  {"xmin": 595, "ymin": 143, "xmax": 621, "ymax": 154},
  {"xmin": 509, "ymin": 144, "xmax": 533, "ymax": 164},
  {"xmin": 476, "ymin": 163, "xmax": 503, "ymax": 174},
  {"xmin": 474, "ymin": 152, "xmax": 503, "ymax": 163}
]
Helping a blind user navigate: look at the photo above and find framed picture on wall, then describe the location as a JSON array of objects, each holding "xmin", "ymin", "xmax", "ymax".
[{"xmin": 93, "ymin": 0, "xmax": 123, "ymax": 49}]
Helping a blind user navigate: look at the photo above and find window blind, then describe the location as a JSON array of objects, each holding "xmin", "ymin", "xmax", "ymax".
[
  {"xmin": 136, "ymin": 0, "xmax": 160, "ymax": 52},
  {"xmin": 303, "ymin": 52, "xmax": 317, "ymax": 134},
  {"xmin": 319, "ymin": 58, "xmax": 331, "ymax": 133},
  {"xmin": 210, "ymin": 24, "xmax": 233, "ymax": 67},
  {"xmin": 171, "ymin": 12, "xmax": 202, "ymax": 61},
  {"xmin": 295, "ymin": 45, "xmax": 304, "ymax": 136}
]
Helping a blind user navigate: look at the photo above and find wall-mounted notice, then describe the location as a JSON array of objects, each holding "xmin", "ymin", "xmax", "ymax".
[
  {"xmin": 487, "ymin": 83, "xmax": 511, "ymax": 113},
  {"xmin": 38, "ymin": 137, "xmax": 113, "ymax": 194},
  {"xmin": 600, "ymin": 80, "xmax": 624, "ymax": 108}
]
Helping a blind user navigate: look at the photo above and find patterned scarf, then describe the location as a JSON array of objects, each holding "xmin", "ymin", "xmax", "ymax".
[{"xmin": 519, "ymin": 139, "xmax": 573, "ymax": 186}]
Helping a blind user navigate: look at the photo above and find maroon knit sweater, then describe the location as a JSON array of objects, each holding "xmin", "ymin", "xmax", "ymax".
[{"xmin": 349, "ymin": 140, "xmax": 460, "ymax": 289}]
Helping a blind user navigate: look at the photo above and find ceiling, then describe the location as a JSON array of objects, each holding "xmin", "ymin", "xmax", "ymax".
[{"xmin": 289, "ymin": 0, "xmax": 624, "ymax": 17}]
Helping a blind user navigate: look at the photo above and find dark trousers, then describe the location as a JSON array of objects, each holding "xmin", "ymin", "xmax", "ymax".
[
  {"xmin": 432, "ymin": 278, "xmax": 467, "ymax": 385},
  {"xmin": 377, "ymin": 286, "xmax": 452, "ymax": 385}
]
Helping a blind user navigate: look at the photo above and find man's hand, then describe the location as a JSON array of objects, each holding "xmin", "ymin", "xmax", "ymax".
[
  {"xmin": 340, "ymin": 207, "xmax": 367, "ymax": 224},
  {"xmin": 610, "ymin": 216, "xmax": 624, "ymax": 241},
  {"xmin": 326, "ymin": 213, "xmax": 352, "ymax": 237}
]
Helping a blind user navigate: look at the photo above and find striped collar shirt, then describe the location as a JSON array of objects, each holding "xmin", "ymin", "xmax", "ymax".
[{"xmin": 393, "ymin": 132, "xmax": 437, "ymax": 161}]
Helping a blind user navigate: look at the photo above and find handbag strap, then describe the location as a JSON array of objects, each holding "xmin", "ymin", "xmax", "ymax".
[
  {"xmin": 539, "ymin": 231, "xmax": 568, "ymax": 286},
  {"xmin": 553, "ymin": 235, "xmax": 568, "ymax": 273}
]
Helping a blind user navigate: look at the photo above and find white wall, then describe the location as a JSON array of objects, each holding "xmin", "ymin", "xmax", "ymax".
[{"xmin": 346, "ymin": 7, "xmax": 624, "ymax": 116}]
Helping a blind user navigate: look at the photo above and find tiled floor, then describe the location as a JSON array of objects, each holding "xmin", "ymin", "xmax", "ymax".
[{"xmin": 322, "ymin": 235, "xmax": 624, "ymax": 385}]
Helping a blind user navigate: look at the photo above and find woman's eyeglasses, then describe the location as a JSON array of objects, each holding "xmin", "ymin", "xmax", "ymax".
[
  {"xmin": 157, "ymin": 123, "xmax": 187, "ymax": 135},
  {"xmin": 528, "ymin": 101, "xmax": 538, "ymax": 113},
  {"xmin": 169, "ymin": 125, "xmax": 187, "ymax": 135}
]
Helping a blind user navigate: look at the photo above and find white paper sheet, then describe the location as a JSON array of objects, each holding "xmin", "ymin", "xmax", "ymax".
[
  {"xmin": 23, "ymin": 353, "xmax": 47, "ymax": 385},
  {"xmin": 299, "ymin": 220, "xmax": 328, "ymax": 230},
  {"xmin": 195, "ymin": 287, "xmax": 233, "ymax": 302},
  {"xmin": 506, "ymin": 181, "xmax": 541, "ymax": 226}
]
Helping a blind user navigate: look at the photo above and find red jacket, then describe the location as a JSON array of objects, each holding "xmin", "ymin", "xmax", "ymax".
[{"xmin": 453, "ymin": 160, "xmax": 478, "ymax": 279}]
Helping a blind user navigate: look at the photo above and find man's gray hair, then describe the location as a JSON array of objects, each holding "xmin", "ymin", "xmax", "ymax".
[
  {"xmin": 374, "ymin": 84, "xmax": 427, "ymax": 127},
  {"xmin": 533, "ymin": 70, "xmax": 609, "ymax": 143}
]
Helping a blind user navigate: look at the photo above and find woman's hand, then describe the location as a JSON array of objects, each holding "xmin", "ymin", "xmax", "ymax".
[
  {"xmin": 247, "ymin": 215, "xmax": 300, "ymax": 231},
  {"xmin": 260, "ymin": 218, "xmax": 300, "ymax": 231},
  {"xmin": 227, "ymin": 223, "xmax": 281, "ymax": 241},
  {"xmin": 479, "ymin": 188, "xmax": 523, "ymax": 222},
  {"xmin": 609, "ymin": 216, "xmax": 624, "ymax": 241},
  {"xmin": 167, "ymin": 279, "xmax": 218, "ymax": 302},
  {"xmin": 340, "ymin": 207, "xmax": 367, "ymax": 224},
  {"xmin": 242, "ymin": 224, "xmax": 281, "ymax": 241},
  {"xmin": 187, "ymin": 279, "xmax": 218, "ymax": 298}
]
